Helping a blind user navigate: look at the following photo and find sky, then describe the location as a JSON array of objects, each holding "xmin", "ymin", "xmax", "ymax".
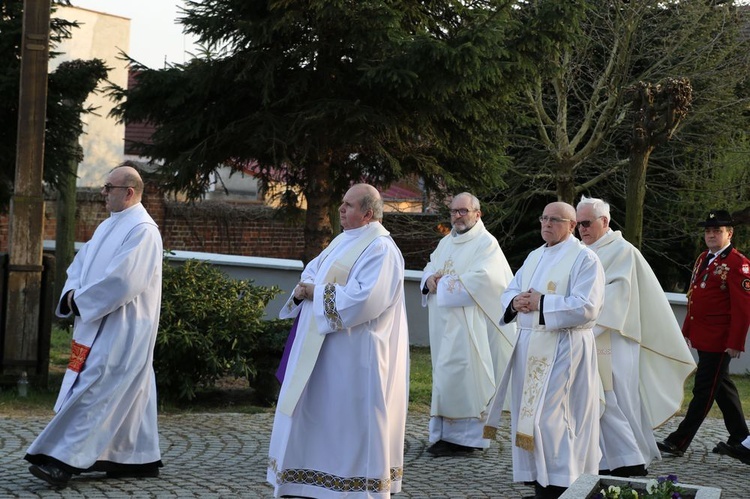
[{"xmin": 70, "ymin": 0, "xmax": 199, "ymax": 69}]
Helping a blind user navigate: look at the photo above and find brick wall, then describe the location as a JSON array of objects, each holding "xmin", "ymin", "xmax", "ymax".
[{"xmin": 0, "ymin": 185, "xmax": 444, "ymax": 271}]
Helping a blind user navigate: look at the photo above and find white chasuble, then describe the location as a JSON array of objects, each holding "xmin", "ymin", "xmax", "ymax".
[
  {"xmin": 268, "ymin": 222, "xmax": 409, "ymax": 499},
  {"xmin": 421, "ymin": 219, "xmax": 516, "ymax": 448},
  {"xmin": 590, "ymin": 230, "xmax": 696, "ymax": 470},
  {"xmin": 26, "ymin": 203, "xmax": 163, "ymax": 471}
]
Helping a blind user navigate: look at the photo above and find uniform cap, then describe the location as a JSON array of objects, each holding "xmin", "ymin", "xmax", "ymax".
[{"xmin": 697, "ymin": 209, "xmax": 734, "ymax": 227}]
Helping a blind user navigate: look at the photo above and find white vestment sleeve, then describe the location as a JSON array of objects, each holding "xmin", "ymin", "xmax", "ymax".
[
  {"xmin": 435, "ymin": 275, "xmax": 474, "ymax": 308},
  {"xmin": 72, "ymin": 225, "xmax": 162, "ymax": 324},
  {"xmin": 542, "ymin": 251, "xmax": 604, "ymax": 330},
  {"xmin": 56, "ymin": 242, "xmax": 90, "ymax": 317},
  {"xmin": 313, "ymin": 237, "xmax": 403, "ymax": 334}
]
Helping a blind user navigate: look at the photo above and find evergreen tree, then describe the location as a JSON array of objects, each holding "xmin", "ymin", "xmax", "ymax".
[{"xmin": 109, "ymin": 0, "xmax": 584, "ymax": 261}]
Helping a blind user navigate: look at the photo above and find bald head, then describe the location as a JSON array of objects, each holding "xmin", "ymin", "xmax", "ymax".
[
  {"xmin": 540, "ymin": 201, "xmax": 577, "ymax": 246},
  {"xmin": 103, "ymin": 166, "xmax": 144, "ymax": 212},
  {"xmin": 339, "ymin": 183, "xmax": 383, "ymax": 230}
]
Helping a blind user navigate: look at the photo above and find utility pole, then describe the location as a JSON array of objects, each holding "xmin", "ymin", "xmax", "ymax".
[{"xmin": 3, "ymin": 0, "xmax": 52, "ymax": 379}]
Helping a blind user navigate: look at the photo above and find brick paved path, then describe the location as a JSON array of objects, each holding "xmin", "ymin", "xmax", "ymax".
[{"xmin": 1, "ymin": 413, "xmax": 746, "ymax": 497}]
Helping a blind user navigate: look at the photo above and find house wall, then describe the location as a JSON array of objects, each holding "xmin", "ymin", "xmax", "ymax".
[{"xmin": 52, "ymin": 6, "xmax": 130, "ymax": 188}]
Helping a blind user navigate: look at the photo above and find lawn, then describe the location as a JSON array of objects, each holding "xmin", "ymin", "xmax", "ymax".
[{"xmin": 3, "ymin": 329, "xmax": 750, "ymax": 420}]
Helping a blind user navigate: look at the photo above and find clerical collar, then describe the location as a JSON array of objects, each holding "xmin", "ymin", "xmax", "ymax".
[
  {"xmin": 343, "ymin": 222, "xmax": 376, "ymax": 237},
  {"xmin": 110, "ymin": 202, "xmax": 142, "ymax": 218}
]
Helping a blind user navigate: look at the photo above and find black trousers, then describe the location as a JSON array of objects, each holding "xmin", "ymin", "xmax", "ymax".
[{"xmin": 666, "ymin": 350, "xmax": 748, "ymax": 450}]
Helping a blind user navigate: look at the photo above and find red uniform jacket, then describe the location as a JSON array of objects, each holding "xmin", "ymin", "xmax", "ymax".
[{"xmin": 683, "ymin": 245, "xmax": 750, "ymax": 352}]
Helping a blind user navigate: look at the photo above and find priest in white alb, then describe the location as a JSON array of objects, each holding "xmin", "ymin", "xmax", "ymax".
[
  {"xmin": 421, "ymin": 192, "xmax": 516, "ymax": 457},
  {"xmin": 267, "ymin": 183, "xmax": 409, "ymax": 499},
  {"xmin": 26, "ymin": 165, "xmax": 163, "ymax": 488},
  {"xmin": 485, "ymin": 201, "xmax": 605, "ymax": 499},
  {"xmin": 576, "ymin": 196, "xmax": 696, "ymax": 477}
]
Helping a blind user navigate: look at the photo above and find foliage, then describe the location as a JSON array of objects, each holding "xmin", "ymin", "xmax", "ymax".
[
  {"xmin": 591, "ymin": 475, "xmax": 688, "ymax": 499},
  {"xmin": 0, "ymin": 0, "xmax": 109, "ymax": 209},
  {"xmin": 487, "ymin": 0, "xmax": 750, "ymax": 288},
  {"xmin": 108, "ymin": 0, "xmax": 583, "ymax": 261},
  {"xmin": 156, "ymin": 258, "xmax": 285, "ymax": 401}
]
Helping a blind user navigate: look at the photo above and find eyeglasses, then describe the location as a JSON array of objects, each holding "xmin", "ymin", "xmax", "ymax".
[
  {"xmin": 450, "ymin": 208, "xmax": 476, "ymax": 216},
  {"xmin": 576, "ymin": 216, "xmax": 603, "ymax": 229},
  {"xmin": 539, "ymin": 215, "xmax": 572, "ymax": 224},
  {"xmin": 102, "ymin": 183, "xmax": 132, "ymax": 193}
]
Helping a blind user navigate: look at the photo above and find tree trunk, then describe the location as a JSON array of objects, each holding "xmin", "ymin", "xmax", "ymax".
[
  {"xmin": 555, "ymin": 162, "xmax": 576, "ymax": 205},
  {"xmin": 54, "ymin": 155, "xmax": 78, "ymax": 303},
  {"xmin": 301, "ymin": 160, "xmax": 333, "ymax": 264},
  {"xmin": 624, "ymin": 148, "xmax": 652, "ymax": 250}
]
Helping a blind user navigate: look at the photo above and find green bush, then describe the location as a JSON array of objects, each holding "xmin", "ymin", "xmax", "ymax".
[{"xmin": 156, "ymin": 259, "xmax": 288, "ymax": 402}]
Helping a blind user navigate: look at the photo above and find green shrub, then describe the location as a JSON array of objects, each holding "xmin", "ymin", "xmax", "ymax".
[{"xmin": 157, "ymin": 259, "xmax": 287, "ymax": 402}]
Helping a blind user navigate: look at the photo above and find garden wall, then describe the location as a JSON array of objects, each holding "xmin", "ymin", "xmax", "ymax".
[{"xmin": 0, "ymin": 184, "xmax": 444, "ymax": 271}]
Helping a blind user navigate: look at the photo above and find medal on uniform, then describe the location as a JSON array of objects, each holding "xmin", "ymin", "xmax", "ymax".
[
  {"xmin": 547, "ymin": 281, "xmax": 556, "ymax": 293},
  {"xmin": 714, "ymin": 263, "xmax": 729, "ymax": 291},
  {"xmin": 700, "ymin": 273, "xmax": 708, "ymax": 289}
]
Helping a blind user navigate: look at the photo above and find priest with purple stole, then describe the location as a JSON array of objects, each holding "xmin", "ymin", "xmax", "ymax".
[{"xmin": 268, "ymin": 184, "xmax": 409, "ymax": 499}]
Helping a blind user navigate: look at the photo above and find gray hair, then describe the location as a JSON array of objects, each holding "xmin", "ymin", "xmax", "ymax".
[
  {"xmin": 453, "ymin": 192, "xmax": 480, "ymax": 211},
  {"xmin": 577, "ymin": 195, "xmax": 611, "ymax": 221},
  {"xmin": 358, "ymin": 184, "xmax": 384, "ymax": 221}
]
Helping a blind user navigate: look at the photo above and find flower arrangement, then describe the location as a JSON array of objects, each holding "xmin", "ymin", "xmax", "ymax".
[{"xmin": 591, "ymin": 475, "xmax": 688, "ymax": 499}]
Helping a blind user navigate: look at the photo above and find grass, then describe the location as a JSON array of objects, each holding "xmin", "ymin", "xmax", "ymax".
[
  {"xmin": 409, "ymin": 347, "xmax": 432, "ymax": 413},
  {"xmin": 3, "ymin": 330, "xmax": 750, "ymax": 420}
]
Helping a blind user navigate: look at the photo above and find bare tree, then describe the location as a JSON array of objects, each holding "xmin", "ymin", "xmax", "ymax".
[{"xmin": 625, "ymin": 77, "xmax": 692, "ymax": 248}]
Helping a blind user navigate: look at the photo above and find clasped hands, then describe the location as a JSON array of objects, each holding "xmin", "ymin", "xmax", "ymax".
[
  {"xmin": 294, "ymin": 282, "xmax": 314, "ymax": 301},
  {"xmin": 512, "ymin": 289, "xmax": 542, "ymax": 314},
  {"xmin": 425, "ymin": 272, "xmax": 443, "ymax": 294}
]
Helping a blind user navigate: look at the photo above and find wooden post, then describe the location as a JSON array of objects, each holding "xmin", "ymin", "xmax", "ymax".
[{"xmin": 3, "ymin": 0, "xmax": 51, "ymax": 377}]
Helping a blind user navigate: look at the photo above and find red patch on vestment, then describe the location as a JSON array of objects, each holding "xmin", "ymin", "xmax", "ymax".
[
  {"xmin": 742, "ymin": 279, "xmax": 750, "ymax": 292},
  {"xmin": 742, "ymin": 263, "xmax": 749, "ymax": 274},
  {"xmin": 68, "ymin": 341, "xmax": 91, "ymax": 373}
]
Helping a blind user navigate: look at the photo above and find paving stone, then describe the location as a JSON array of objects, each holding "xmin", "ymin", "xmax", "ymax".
[{"xmin": 1, "ymin": 413, "xmax": 747, "ymax": 497}]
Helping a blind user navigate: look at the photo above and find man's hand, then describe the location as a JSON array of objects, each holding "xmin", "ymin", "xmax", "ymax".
[
  {"xmin": 294, "ymin": 282, "xmax": 314, "ymax": 301},
  {"xmin": 726, "ymin": 348, "xmax": 741, "ymax": 359},
  {"xmin": 425, "ymin": 273, "xmax": 443, "ymax": 294},
  {"xmin": 512, "ymin": 289, "xmax": 542, "ymax": 313}
]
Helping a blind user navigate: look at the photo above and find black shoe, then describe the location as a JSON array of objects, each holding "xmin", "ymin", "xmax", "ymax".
[
  {"xmin": 718, "ymin": 442, "xmax": 750, "ymax": 464},
  {"xmin": 532, "ymin": 483, "xmax": 566, "ymax": 499},
  {"xmin": 106, "ymin": 468, "xmax": 160, "ymax": 478},
  {"xmin": 610, "ymin": 464, "xmax": 647, "ymax": 477},
  {"xmin": 714, "ymin": 441, "xmax": 731, "ymax": 454},
  {"xmin": 657, "ymin": 440, "xmax": 684, "ymax": 457},
  {"xmin": 28, "ymin": 464, "xmax": 71, "ymax": 488},
  {"xmin": 427, "ymin": 440, "xmax": 477, "ymax": 457},
  {"xmin": 426, "ymin": 440, "xmax": 450, "ymax": 455}
]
